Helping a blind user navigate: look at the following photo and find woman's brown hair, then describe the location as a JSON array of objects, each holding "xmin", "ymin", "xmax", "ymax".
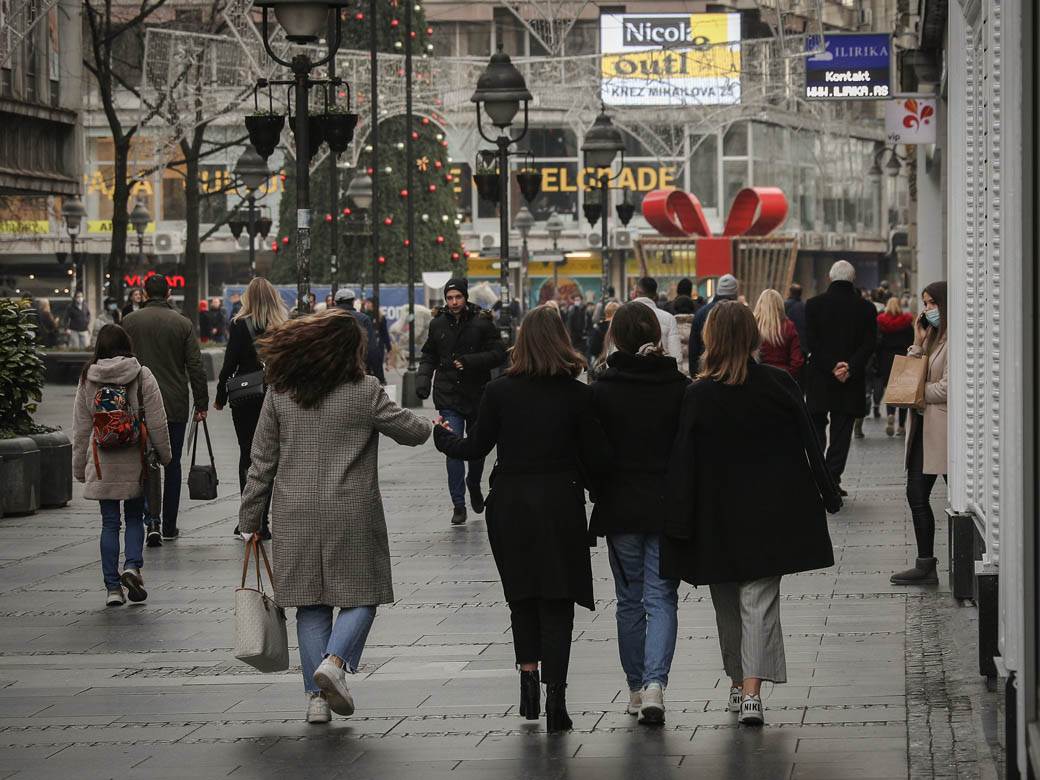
[
  {"xmin": 258, "ymin": 309, "xmax": 367, "ymax": 408},
  {"xmin": 507, "ymin": 304, "xmax": 586, "ymax": 378},
  {"xmin": 697, "ymin": 300, "xmax": 760, "ymax": 385},
  {"xmin": 921, "ymin": 280, "xmax": 948, "ymax": 351},
  {"xmin": 609, "ymin": 301, "xmax": 662, "ymax": 355},
  {"xmin": 80, "ymin": 324, "xmax": 135, "ymax": 384}
]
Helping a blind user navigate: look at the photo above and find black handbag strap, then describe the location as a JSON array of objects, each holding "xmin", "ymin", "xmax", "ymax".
[{"xmin": 190, "ymin": 417, "xmax": 215, "ymax": 469}]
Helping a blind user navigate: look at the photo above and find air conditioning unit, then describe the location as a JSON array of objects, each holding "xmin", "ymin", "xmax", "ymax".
[
  {"xmin": 586, "ymin": 231, "xmax": 602, "ymax": 247},
  {"xmin": 613, "ymin": 229, "xmax": 633, "ymax": 248},
  {"xmin": 154, "ymin": 233, "xmax": 181, "ymax": 255},
  {"xmin": 479, "ymin": 233, "xmax": 497, "ymax": 249}
]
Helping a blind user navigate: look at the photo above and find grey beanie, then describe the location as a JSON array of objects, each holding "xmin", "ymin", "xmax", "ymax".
[{"xmin": 716, "ymin": 274, "xmax": 738, "ymax": 298}]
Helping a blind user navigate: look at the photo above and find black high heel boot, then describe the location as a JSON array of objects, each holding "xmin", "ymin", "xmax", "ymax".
[
  {"xmin": 545, "ymin": 682, "xmax": 573, "ymax": 732},
  {"xmin": 518, "ymin": 670, "xmax": 540, "ymax": 719}
]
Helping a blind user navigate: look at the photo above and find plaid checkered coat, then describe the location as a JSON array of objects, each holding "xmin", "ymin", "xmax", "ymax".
[{"xmin": 238, "ymin": 376, "xmax": 432, "ymax": 608}]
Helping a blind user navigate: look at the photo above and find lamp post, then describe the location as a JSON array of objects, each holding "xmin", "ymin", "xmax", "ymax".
[
  {"xmin": 129, "ymin": 200, "xmax": 150, "ymax": 269},
  {"xmin": 346, "ymin": 172, "xmax": 373, "ymax": 295},
  {"xmin": 471, "ymin": 46, "xmax": 532, "ymax": 341},
  {"xmin": 581, "ymin": 106, "xmax": 626, "ymax": 302},
  {"xmin": 61, "ymin": 196, "xmax": 86, "ymax": 295},
  {"xmin": 514, "ymin": 204, "xmax": 534, "ymax": 312},
  {"xmin": 545, "ymin": 210, "xmax": 564, "ymax": 296},
  {"xmin": 234, "ymin": 145, "xmax": 270, "ymax": 278}
]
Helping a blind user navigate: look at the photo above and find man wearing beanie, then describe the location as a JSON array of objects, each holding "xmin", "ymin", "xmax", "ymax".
[
  {"xmin": 689, "ymin": 273, "xmax": 739, "ymax": 369},
  {"xmin": 417, "ymin": 278, "xmax": 505, "ymax": 525}
]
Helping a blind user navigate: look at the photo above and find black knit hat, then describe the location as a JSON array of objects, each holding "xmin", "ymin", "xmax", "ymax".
[{"xmin": 444, "ymin": 278, "xmax": 469, "ymax": 299}]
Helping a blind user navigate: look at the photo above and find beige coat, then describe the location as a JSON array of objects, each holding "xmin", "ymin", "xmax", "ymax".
[
  {"xmin": 905, "ymin": 337, "xmax": 948, "ymax": 475},
  {"xmin": 73, "ymin": 357, "xmax": 173, "ymax": 500}
]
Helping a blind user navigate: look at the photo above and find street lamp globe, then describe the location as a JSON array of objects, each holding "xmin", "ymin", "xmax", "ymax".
[
  {"xmin": 61, "ymin": 196, "xmax": 86, "ymax": 237},
  {"xmin": 545, "ymin": 211, "xmax": 564, "ymax": 244},
  {"xmin": 235, "ymin": 145, "xmax": 270, "ymax": 193},
  {"xmin": 470, "ymin": 47, "xmax": 532, "ymax": 130},
  {"xmin": 129, "ymin": 200, "xmax": 151, "ymax": 236},
  {"xmin": 254, "ymin": 0, "xmax": 337, "ymax": 44},
  {"xmin": 582, "ymin": 108, "xmax": 625, "ymax": 169},
  {"xmin": 514, "ymin": 205, "xmax": 535, "ymax": 239},
  {"xmin": 347, "ymin": 173, "xmax": 373, "ymax": 211}
]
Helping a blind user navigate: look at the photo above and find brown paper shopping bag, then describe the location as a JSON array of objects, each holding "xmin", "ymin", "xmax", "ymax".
[{"xmin": 882, "ymin": 354, "xmax": 927, "ymax": 408}]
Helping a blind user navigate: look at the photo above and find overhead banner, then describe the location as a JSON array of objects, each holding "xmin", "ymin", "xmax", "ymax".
[
  {"xmin": 804, "ymin": 32, "xmax": 891, "ymax": 100},
  {"xmin": 885, "ymin": 97, "xmax": 937, "ymax": 144},
  {"xmin": 600, "ymin": 13, "xmax": 741, "ymax": 107}
]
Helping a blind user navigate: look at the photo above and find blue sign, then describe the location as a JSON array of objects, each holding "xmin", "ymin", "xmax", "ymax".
[
  {"xmin": 804, "ymin": 33, "xmax": 891, "ymax": 101},
  {"xmin": 221, "ymin": 284, "xmax": 423, "ymax": 330}
]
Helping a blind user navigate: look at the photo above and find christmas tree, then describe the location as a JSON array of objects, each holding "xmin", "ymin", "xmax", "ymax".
[{"xmin": 272, "ymin": 0, "xmax": 464, "ymax": 285}]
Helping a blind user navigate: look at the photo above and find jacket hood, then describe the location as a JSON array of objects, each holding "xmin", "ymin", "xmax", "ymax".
[
  {"xmin": 601, "ymin": 350, "xmax": 685, "ymax": 384},
  {"xmin": 877, "ymin": 311, "xmax": 913, "ymax": 334},
  {"xmin": 86, "ymin": 356, "xmax": 142, "ymax": 384}
]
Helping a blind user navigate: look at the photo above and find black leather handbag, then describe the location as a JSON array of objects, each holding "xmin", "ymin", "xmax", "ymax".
[
  {"xmin": 135, "ymin": 378, "xmax": 162, "ymax": 520},
  {"xmin": 187, "ymin": 418, "xmax": 219, "ymax": 500},
  {"xmin": 226, "ymin": 318, "xmax": 266, "ymax": 408}
]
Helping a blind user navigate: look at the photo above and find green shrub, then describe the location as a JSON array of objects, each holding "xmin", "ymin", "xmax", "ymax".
[{"xmin": 0, "ymin": 298, "xmax": 46, "ymax": 438}]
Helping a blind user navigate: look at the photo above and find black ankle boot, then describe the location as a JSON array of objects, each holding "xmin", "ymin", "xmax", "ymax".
[
  {"xmin": 890, "ymin": 557, "xmax": 939, "ymax": 585},
  {"xmin": 518, "ymin": 670, "xmax": 540, "ymax": 719},
  {"xmin": 545, "ymin": 682, "xmax": 572, "ymax": 732}
]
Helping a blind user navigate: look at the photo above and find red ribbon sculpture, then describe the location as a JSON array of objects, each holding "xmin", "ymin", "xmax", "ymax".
[{"xmin": 642, "ymin": 187, "xmax": 789, "ymax": 277}]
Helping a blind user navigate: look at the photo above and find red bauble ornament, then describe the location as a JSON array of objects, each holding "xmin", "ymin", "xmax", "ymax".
[
  {"xmin": 451, "ymin": 251, "xmax": 460, "ymax": 261},
  {"xmin": 445, "ymin": 174, "xmax": 454, "ymax": 182},
  {"xmin": 428, "ymin": 184, "xmax": 437, "ymax": 192},
  {"xmin": 384, "ymin": 216, "xmax": 393, "ymax": 225},
  {"xmin": 403, "ymin": 239, "xmax": 410, "ymax": 247},
  {"xmin": 433, "ymin": 159, "xmax": 442, "ymax": 169},
  {"xmin": 271, "ymin": 242, "xmax": 279, "ymax": 252},
  {"xmin": 342, "ymin": 207, "xmax": 352, "ymax": 216},
  {"xmin": 282, "ymin": 236, "xmax": 289, "ymax": 245},
  {"xmin": 441, "ymin": 140, "xmax": 449, "ymax": 148},
  {"xmin": 421, "ymin": 117, "xmax": 430, "ymax": 125},
  {"xmin": 390, "ymin": 18, "xmax": 398, "ymax": 27},
  {"xmin": 354, "ymin": 11, "xmax": 364, "ymax": 20},
  {"xmin": 435, "ymin": 235, "xmax": 444, "ymax": 244},
  {"xmin": 366, "ymin": 167, "xmax": 374, "ymax": 175},
  {"xmin": 409, "ymin": 30, "xmax": 416, "ymax": 38},
  {"xmin": 426, "ymin": 26, "xmax": 433, "ymax": 35},
  {"xmin": 399, "ymin": 188, "xmax": 409, "ymax": 197},
  {"xmin": 378, "ymin": 255, "xmax": 386, "ymax": 264},
  {"xmin": 324, "ymin": 213, "xmax": 333, "ymax": 223},
  {"xmin": 411, "ymin": 131, "xmax": 419, "ymax": 140}
]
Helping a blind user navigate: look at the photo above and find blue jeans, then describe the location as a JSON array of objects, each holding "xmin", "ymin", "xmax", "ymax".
[
  {"xmin": 162, "ymin": 421, "xmax": 187, "ymax": 530},
  {"xmin": 607, "ymin": 533, "xmax": 680, "ymax": 690},
  {"xmin": 100, "ymin": 498, "xmax": 145, "ymax": 590},
  {"xmin": 296, "ymin": 605, "xmax": 377, "ymax": 693},
  {"xmin": 439, "ymin": 409, "xmax": 485, "ymax": 508}
]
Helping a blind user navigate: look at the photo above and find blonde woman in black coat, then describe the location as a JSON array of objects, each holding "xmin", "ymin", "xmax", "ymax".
[
  {"xmin": 662, "ymin": 301, "xmax": 842, "ymax": 726},
  {"xmin": 434, "ymin": 305, "xmax": 609, "ymax": 733}
]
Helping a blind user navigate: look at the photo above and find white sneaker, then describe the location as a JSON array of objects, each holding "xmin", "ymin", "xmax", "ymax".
[
  {"xmin": 728, "ymin": 686, "xmax": 743, "ymax": 713},
  {"xmin": 738, "ymin": 693, "xmax": 764, "ymax": 726},
  {"xmin": 120, "ymin": 568, "xmax": 147, "ymax": 603},
  {"xmin": 313, "ymin": 658, "xmax": 355, "ymax": 716},
  {"xmin": 638, "ymin": 682, "xmax": 665, "ymax": 725},
  {"xmin": 626, "ymin": 689, "xmax": 642, "ymax": 715},
  {"xmin": 105, "ymin": 589, "xmax": 125, "ymax": 607},
  {"xmin": 306, "ymin": 692, "xmax": 331, "ymax": 724}
]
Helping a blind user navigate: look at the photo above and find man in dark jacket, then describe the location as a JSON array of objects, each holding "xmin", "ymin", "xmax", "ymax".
[
  {"xmin": 667, "ymin": 278, "xmax": 700, "ymax": 315},
  {"xmin": 122, "ymin": 275, "xmax": 209, "ymax": 544},
  {"xmin": 417, "ymin": 278, "xmax": 505, "ymax": 525},
  {"xmin": 784, "ymin": 283, "xmax": 808, "ymax": 352},
  {"xmin": 64, "ymin": 291, "xmax": 92, "ymax": 348},
  {"xmin": 803, "ymin": 260, "xmax": 878, "ymax": 495},
  {"xmin": 688, "ymin": 273, "xmax": 738, "ymax": 368},
  {"xmin": 566, "ymin": 294, "xmax": 589, "ymax": 354},
  {"xmin": 334, "ymin": 288, "xmax": 382, "ymax": 379}
]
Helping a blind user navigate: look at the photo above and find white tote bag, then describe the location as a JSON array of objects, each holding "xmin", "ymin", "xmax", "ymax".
[{"xmin": 234, "ymin": 538, "xmax": 289, "ymax": 672}]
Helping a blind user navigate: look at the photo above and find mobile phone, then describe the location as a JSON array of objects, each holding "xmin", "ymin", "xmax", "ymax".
[{"xmin": 918, "ymin": 312, "xmax": 930, "ymax": 329}]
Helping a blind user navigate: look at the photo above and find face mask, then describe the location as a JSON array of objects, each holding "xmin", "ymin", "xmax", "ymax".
[{"xmin": 925, "ymin": 308, "xmax": 941, "ymax": 327}]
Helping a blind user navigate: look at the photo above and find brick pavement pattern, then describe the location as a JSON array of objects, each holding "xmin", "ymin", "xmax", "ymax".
[{"xmin": 0, "ymin": 380, "xmax": 1002, "ymax": 779}]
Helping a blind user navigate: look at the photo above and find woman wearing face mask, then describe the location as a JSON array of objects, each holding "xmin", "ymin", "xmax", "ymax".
[{"xmin": 890, "ymin": 282, "xmax": 948, "ymax": 585}]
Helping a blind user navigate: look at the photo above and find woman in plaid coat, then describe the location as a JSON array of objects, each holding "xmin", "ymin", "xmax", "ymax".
[{"xmin": 238, "ymin": 310, "xmax": 432, "ymax": 724}]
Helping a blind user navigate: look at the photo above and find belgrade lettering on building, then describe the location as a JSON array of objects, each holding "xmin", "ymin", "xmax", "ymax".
[{"xmin": 538, "ymin": 165, "xmax": 676, "ymax": 193}]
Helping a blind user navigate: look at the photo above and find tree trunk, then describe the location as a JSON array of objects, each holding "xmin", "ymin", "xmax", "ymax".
[{"xmin": 109, "ymin": 136, "xmax": 131, "ymax": 305}]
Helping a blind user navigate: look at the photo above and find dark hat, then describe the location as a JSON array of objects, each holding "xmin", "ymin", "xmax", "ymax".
[
  {"xmin": 444, "ymin": 278, "xmax": 468, "ymax": 299},
  {"xmin": 676, "ymin": 278, "xmax": 693, "ymax": 296}
]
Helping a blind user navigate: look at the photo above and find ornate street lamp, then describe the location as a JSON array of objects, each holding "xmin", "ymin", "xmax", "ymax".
[
  {"xmin": 581, "ymin": 106, "xmax": 626, "ymax": 301},
  {"xmin": 129, "ymin": 200, "xmax": 151, "ymax": 266},
  {"xmin": 514, "ymin": 204, "xmax": 534, "ymax": 312},
  {"xmin": 234, "ymin": 145, "xmax": 270, "ymax": 278},
  {"xmin": 868, "ymin": 144, "xmax": 910, "ymax": 181},
  {"xmin": 61, "ymin": 196, "xmax": 86, "ymax": 294}
]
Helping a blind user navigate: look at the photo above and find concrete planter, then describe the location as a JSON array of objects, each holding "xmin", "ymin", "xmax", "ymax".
[
  {"xmin": 29, "ymin": 430, "xmax": 72, "ymax": 508},
  {"xmin": 0, "ymin": 437, "xmax": 41, "ymax": 516}
]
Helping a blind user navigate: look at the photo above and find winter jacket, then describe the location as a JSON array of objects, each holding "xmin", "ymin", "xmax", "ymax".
[
  {"xmin": 72, "ymin": 357, "xmax": 173, "ymax": 500},
  {"xmin": 905, "ymin": 337, "xmax": 948, "ymax": 476},
  {"xmin": 589, "ymin": 351, "xmax": 690, "ymax": 537},
  {"xmin": 632, "ymin": 297, "xmax": 682, "ymax": 360},
  {"xmin": 668, "ymin": 295, "xmax": 701, "ymax": 315},
  {"xmin": 875, "ymin": 311, "xmax": 914, "ymax": 386},
  {"xmin": 661, "ymin": 362, "xmax": 839, "ymax": 586},
  {"xmin": 587, "ymin": 319, "xmax": 610, "ymax": 363},
  {"xmin": 803, "ymin": 281, "xmax": 878, "ymax": 416},
  {"xmin": 65, "ymin": 301, "xmax": 91, "ymax": 332},
  {"xmin": 758, "ymin": 319, "xmax": 804, "ymax": 379},
  {"xmin": 122, "ymin": 299, "xmax": 209, "ymax": 424},
  {"xmin": 567, "ymin": 304, "xmax": 589, "ymax": 352},
  {"xmin": 784, "ymin": 297, "xmax": 808, "ymax": 353},
  {"xmin": 417, "ymin": 303, "xmax": 505, "ymax": 417}
]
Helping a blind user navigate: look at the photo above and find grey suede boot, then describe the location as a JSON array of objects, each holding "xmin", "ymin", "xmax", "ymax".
[{"xmin": 890, "ymin": 557, "xmax": 939, "ymax": 585}]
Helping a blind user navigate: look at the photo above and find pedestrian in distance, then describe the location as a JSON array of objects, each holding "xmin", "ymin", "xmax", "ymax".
[
  {"xmin": 566, "ymin": 292, "xmax": 589, "ymax": 355},
  {"xmin": 122, "ymin": 287, "xmax": 145, "ymax": 319},
  {"xmin": 215, "ymin": 277, "xmax": 289, "ymax": 540},
  {"xmin": 662, "ymin": 301, "xmax": 841, "ymax": 726},
  {"xmin": 72, "ymin": 324, "xmax": 172, "ymax": 607},
  {"xmin": 803, "ymin": 260, "xmax": 878, "ymax": 496},
  {"xmin": 688, "ymin": 273, "xmax": 739, "ymax": 369},
  {"xmin": 334, "ymin": 289, "xmax": 382, "ymax": 380},
  {"xmin": 198, "ymin": 299, "xmax": 212, "ymax": 343},
  {"xmin": 64, "ymin": 290, "xmax": 92, "ymax": 349},
  {"xmin": 91, "ymin": 298, "xmax": 122, "ymax": 343},
  {"xmin": 754, "ymin": 288, "xmax": 804, "ymax": 380},
  {"xmin": 667, "ymin": 278, "xmax": 701, "ymax": 315},
  {"xmin": 784, "ymin": 283, "xmax": 808, "ymax": 357},
  {"xmin": 238, "ymin": 309, "xmax": 432, "ymax": 724},
  {"xmin": 876, "ymin": 296, "xmax": 915, "ymax": 437},
  {"xmin": 433, "ymin": 305, "xmax": 609, "ymax": 733},
  {"xmin": 417, "ymin": 278, "xmax": 505, "ymax": 526},
  {"xmin": 589, "ymin": 302, "xmax": 689, "ymax": 725},
  {"xmin": 891, "ymin": 282, "xmax": 948, "ymax": 586},
  {"xmin": 210, "ymin": 298, "xmax": 228, "ymax": 343},
  {"xmin": 32, "ymin": 297, "xmax": 59, "ymax": 347},
  {"xmin": 122, "ymin": 274, "xmax": 209, "ymax": 544},
  {"xmin": 587, "ymin": 300, "xmax": 620, "ymax": 379},
  {"xmin": 630, "ymin": 276, "xmax": 682, "ymax": 360},
  {"xmin": 363, "ymin": 298, "xmax": 393, "ymax": 385}
]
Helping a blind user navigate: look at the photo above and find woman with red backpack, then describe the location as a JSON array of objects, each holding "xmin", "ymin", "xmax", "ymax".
[{"xmin": 73, "ymin": 325, "xmax": 172, "ymax": 607}]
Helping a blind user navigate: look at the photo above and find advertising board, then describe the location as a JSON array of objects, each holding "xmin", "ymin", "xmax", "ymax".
[{"xmin": 804, "ymin": 33, "xmax": 892, "ymax": 100}]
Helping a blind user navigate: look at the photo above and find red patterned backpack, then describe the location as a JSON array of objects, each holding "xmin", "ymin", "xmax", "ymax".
[{"xmin": 91, "ymin": 375, "xmax": 148, "ymax": 478}]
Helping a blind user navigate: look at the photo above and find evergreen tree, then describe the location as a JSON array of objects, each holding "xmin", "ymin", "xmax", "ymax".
[{"xmin": 273, "ymin": 0, "xmax": 464, "ymax": 285}]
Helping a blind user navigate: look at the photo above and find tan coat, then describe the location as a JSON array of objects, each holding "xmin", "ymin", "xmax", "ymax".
[
  {"xmin": 905, "ymin": 337, "xmax": 948, "ymax": 475},
  {"xmin": 73, "ymin": 357, "xmax": 173, "ymax": 500}
]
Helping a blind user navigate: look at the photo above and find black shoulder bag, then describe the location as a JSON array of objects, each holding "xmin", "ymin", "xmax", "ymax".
[
  {"xmin": 187, "ymin": 418, "xmax": 219, "ymax": 500},
  {"xmin": 226, "ymin": 318, "xmax": 266, "ymax": 408},
  {"xmin": 136, "ymin": 375, "xmax": 163, "ymax": 520}
]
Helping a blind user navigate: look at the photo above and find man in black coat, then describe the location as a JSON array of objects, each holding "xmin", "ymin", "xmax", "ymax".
[
  {"xmin": 417, "ymin": 278, "xmax": 505, "ymax": 525},
  {"xmin": 667, "ymin": 278, "xmax": 700, "ymax": 315},
  {"xmin": 566, "ymin": 294, "xmax": 589, "ymax": 354},
  {"xmin": 784, "ymin": 283, "xmax": 808, "ymax": 353},
  {"xmin": 803, "ymin": 261, "xmax": 878, "ymax": 494},
  {"xmin": 334, "ymin": 288, "xmax": 382, "ymax": 379}
]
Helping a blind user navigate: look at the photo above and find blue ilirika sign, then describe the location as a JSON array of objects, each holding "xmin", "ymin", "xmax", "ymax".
[{"xmin": 804, "ymin": 33, "xmax": 891, "ymax": 100}]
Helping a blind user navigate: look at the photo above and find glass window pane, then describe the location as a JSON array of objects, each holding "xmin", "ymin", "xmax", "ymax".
[
  {"xmin": 565, "ymin": 21, "xmax": 597, "ymax": 55},
  {"xmin": 688, "ymin": 133, "xmax": 717, "ymax": 209},
  {"xmin": 459, "ymin": 23, "xmax": 489, "ymax": 57},
  {"xmin": 522, "ymin": 126, "xmax": 577, "ymax": 158},
  {"xmin": 723, "ymin": 121, "xmax": 747, "ymax": 157},
  {"xmin": 162, "ymin": 171, "xmax": 186, "ymax": 221},
  {"xmin": 722, "ymin": 159, "xmax": 747, "ymax": 213}
]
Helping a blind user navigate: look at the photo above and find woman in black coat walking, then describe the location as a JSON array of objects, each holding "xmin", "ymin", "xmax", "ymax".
[
  {"xmin": 662, "ymin": 302, "xmax": 841, "ymax": 727},
  {"xmin": 214, "ymin": 277, "xmax": 288, "ymax": 538},
  {"xmin": 434, "ymin": 305, "xmax": 609, "ymax": 733},
  {"xmin": 589, "ymin": 302, "xmax": 689, "ymax": 725}
]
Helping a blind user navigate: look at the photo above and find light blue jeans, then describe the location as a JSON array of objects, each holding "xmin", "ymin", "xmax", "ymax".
[
  {"xmin": 296, "ymin": 605, "xmax": 377, "ymax": 694},
  {"xmin": 607, "ymin": 533, "xmax": 680, "ymax": 690},
  {"xmin": 99, "ymin": 498, "xmax": 145, "ymax": 591}
]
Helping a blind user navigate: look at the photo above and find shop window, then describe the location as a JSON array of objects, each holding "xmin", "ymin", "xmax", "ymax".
[
  {"xmin": 723, "ymin": 121, "xmax": 748, "ymax": 157},
  {"xmin": 688, "ymin": 133, "xmax": 718, "ymax": 209},
  {"xmin": 722, "ymin": 159, "xmax": 748, "ymax": 214},
  {"xmin": 522, "ymin": 126, "xmax": 577, "ymax": 158}
]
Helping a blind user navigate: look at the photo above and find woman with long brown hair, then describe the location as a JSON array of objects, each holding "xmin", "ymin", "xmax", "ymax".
[
  {"xmin": 238, "ymin": 309, "xmax": 432, "ymax": 724},
  {"xmin": 434, "ymin": 304, "xmax": 609, "ymax": 732},
  {"xmin": 662, "ymin": 301, "xmax": 841, "ymax": 726}
]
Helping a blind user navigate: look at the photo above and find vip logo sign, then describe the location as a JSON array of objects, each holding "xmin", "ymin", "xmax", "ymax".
[
  {"xmin": 600, "ymin": 13, "xmax": 741, "ymax": 107},
  {"xmin": 804, "ymin": 33, "xmax": 892, "ymax": 100},
  {"xmin": 885, "ymin": 97, "xmax": 937, "ymax": 144}
]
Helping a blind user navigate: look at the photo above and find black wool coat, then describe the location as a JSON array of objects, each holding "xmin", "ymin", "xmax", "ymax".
[
  {"xmin": 434, "ymin": 375, "xmax": 609, "ymax": 610},
  {"xmin": 216, "ymin": 317, "xmax": 264, "ymax": 407},
  {"xmin": 418, "ymin": 303, "xmax": 505, "ymax": 417},
  {"xmin": 661, "ymin": 363, "xmax": 841, "ymax": 586},
  {"xmin": 803, "ymin": 281, "xmax": 879, "ymax": 416},
  {"xmin": 589, "ymin": 351, "xmax": 690, "ymax": 537}
]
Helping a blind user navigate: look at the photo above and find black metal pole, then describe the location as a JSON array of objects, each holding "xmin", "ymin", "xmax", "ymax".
[
  {"xmin": 369, "ymin": 0, "xmax": 380, "ymax": 317},
  {"xmin": 600, "ymin": 173, "xmax": 609, "ymax": 301},
  {"xmin": 521, "ymin": 233, "xmax": 528, "ymax": 312},
  {"xmin": 70, "ymin": 234, "xmax": 78, "ymax": 295},
  {"xmin": 292, "ymin": 55, "xmax": 311, "ymax": 316},
  {"xmin": 137, "ymin": 233, "xmax": 144, "ymax": 266},
  {"xmin": 498, "ymin": 137, "xmax": 511, "ymax": 333},
  {"xmin": 247, "ymin": 194, "xmax": 257, "ymax": 278},
  {"xmin": 328, "ymin": 12, "xmax": 339, "ymax": 300},
  {"xmin": 405, "ymin": 0, "xmax": 417, "ymax": 370}
]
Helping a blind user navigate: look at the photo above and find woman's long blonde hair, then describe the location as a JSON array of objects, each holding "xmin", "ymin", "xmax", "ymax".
[
  {"xmin": 753, "ymin": 288, "xmax": 787, "ymax": 347},
  {"xmin": 698, "ymin": 300, "xmax": 760, "ymax": 385},
  {"xmin": 234, "ymin": 277, "xmax": 288, "ymax": 332}
]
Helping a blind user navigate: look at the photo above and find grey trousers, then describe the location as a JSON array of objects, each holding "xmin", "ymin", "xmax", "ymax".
[{"xmin": 709, "ymin": 576, "xmax": 787, "ymax": 684}]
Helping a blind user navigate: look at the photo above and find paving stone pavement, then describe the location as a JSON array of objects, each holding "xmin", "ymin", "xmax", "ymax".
[{"xmin": 0, "ymin": 379, "xmax": 1004, "ymax": 779}]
